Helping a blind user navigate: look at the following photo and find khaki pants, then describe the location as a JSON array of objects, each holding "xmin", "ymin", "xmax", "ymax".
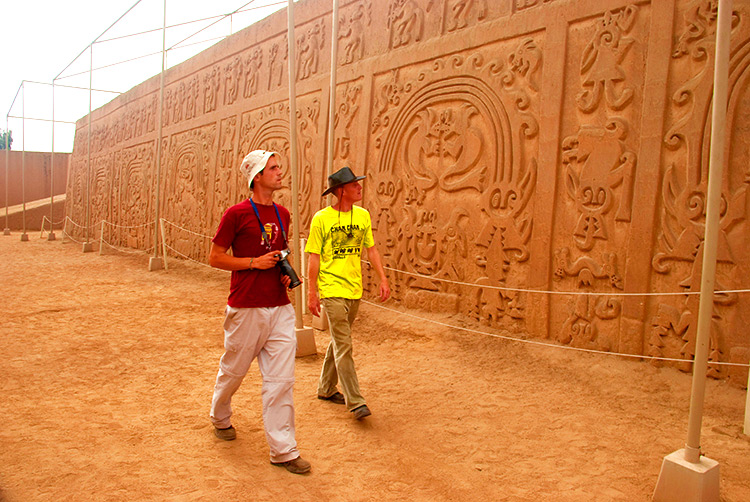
[
  {"xmin": 210, "ymin": 304, "xmax": 299, "ymax": 463},
  {"xmin": 317, "ymin": 298, "xmax": 366, "ymax": 411}
]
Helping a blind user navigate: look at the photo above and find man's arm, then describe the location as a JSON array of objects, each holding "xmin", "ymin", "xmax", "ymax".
[
  {"xmin": 307, "ymin": 252, "xmax": 322, "ymax": 316},
  {"xmin": 366, "ymin": 245, "xmax": 391, "ymax": 302},
  {"xmin": 209, "ymin": 243, "xmax": 281, "ymax": 272}
]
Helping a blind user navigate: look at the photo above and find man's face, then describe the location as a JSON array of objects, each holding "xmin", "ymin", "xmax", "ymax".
[
  {"xmin": 254, "ymin": 156, "xmax": 283, "ymax": 191},
  {"xmin": 339, "ymin": 180, "xmax": 363, "ymax": 202}
]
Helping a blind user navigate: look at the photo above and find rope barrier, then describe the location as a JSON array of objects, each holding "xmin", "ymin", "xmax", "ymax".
[
  {"xmin": 359, "ymin": 299, "xmax": 750, "ymax": 368},
  {"xmin": 161, "ymin": 219, "xmax": 213, "ymax": 239},
  {"xmin": 101, "ymin": 220, "xmax": 155, "ymax": 229},
  {"xmin": 162, "ymin": 242, "xmax": 225, "ymax": 271},
  {"xmin": 99, "ymin": 238, "xmax": 155, "ymax": 255},
  {"xmin": 363, "ymin": 261, "xmax": 750, "ymax": 298}
]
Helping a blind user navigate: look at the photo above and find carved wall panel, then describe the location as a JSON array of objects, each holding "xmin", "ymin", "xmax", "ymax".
[
  {"xmin": 550, "ymin": 4, "xmax": 647, "ymax": 352},
  {"xmin": 161, "ymin": 124, "xmax": 217, "ymax": 263},
  {"xmin": 115, "ymin": 142, "xmax": 156, "ymax": 250},
  {"xmin": 366, "ymin": 41, "xmax": 540, "ymax": 330},
  {"xmin": 650, "ymin": 0, "xmax": 749, "ymax": 378}
]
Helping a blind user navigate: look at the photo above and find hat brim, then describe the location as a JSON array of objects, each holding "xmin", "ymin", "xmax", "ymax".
[{"xmin": 322, "ymin": 175, "xmax": 366, "ymax": 196}]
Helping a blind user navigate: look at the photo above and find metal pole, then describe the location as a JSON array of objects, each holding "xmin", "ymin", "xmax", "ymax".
[
  {"xmin": 683, "ymin": 0, "xmax": 732, "ymax": 465},
  {"xmin": 3, "ymin": 114, "xmax": 9, "ymax": 235},
  {"xmin": 326, "ymin": 0, "xmax": 340, "ymax": 179},
  {"xmin": 49, "ymin": 79, "xmax": 57, "ymax": 240},
  {"xmin": 83, "ymin": 44, "xmax": 94, "ymax": 252},
  {"xmin": 20, "ymin": 81, "xmax": 28, "ymax": 241},
  {"xmin": 287, "ymin": 0, "xmax": 303, "ymax": 329},
  {"xmin": 149, "ymin": 0, "xmax": 167, "ymax": 271}
]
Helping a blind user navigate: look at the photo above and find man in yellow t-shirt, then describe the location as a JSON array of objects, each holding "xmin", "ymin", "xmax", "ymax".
[{"xmin": 305, "ymin": 167, "xmax": 390, "ymax": 420}]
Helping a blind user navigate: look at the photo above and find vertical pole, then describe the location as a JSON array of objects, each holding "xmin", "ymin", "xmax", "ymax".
[
  {"xmin": 683, "ymin": 0, "xmax": 732, "ymax": 465},
  {"xmin": 150, "ymin": 0, "xmax": 167, "ymax": 271},
  {"xmin": 326, "ymin": 0, "xmax": 340, "ymax": 179},
  {"xmin": 49, "ymin": 79, "xmax": 57, "ymax": 240},
  {"xmin": 745, "ymin": 361, "xmax": 750, "ymax": 435},
  {"xmin": 83, "ymin": 44, "xmax": 94, "ymax": 252},
  {"xmin": 20, "ymin": 81, "xmax": 28, "ymax": 241},
  {"xmin": 287, "ymin": 0, "xmax": 303, "ymax": 329},
  {"xmin": 3, "ymin": 114, "xmax": 9, "ymax": 235}
]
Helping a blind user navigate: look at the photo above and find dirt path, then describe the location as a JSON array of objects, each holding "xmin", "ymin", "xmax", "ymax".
[{"xmin": 1, "ymin": 236, "xmax": 749, "ymax": 501}]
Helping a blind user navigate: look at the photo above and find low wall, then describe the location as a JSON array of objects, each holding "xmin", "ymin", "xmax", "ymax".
[
  {"xmin": 1, "ymin": 151, "xmax": 70, "ymax": 208},
  {"xmin": 64, "ymin": 0, "xmax": 750, "ymax": 382}
]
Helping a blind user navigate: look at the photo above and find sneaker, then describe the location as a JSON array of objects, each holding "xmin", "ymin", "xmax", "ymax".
[
  {"xmin": 317, "ymin": 391, "xmax": 345, "ymax": 405},
  {"xmin": 214, "ymin": 425, "xmax": 236, "ymax": 441},
  {"xmin": 351, "ymin": 404, "xmax": 371, "ymax": 420},
  {"xmin": 271, "ymin": 456, "xmax": 311, "ymax": 474}
]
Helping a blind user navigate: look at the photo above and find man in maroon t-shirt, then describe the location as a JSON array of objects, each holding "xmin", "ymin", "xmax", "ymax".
[{"xmin": 208, "ymin": 150, "xmax": 310, "ymax": 475}]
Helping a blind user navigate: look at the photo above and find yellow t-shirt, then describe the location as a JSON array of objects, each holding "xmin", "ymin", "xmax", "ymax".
[{"xmin": 305, "ymin": 205, "xmax": 375, "ymax": 299}]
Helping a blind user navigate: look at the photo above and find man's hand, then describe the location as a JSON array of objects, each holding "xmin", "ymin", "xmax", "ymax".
[
  {"xmin": 379, "ymin": 280, "xmax": 391, "ymax": 302},
  {"xmin": 252, "ymin": 250, "xmax": 282, "ymax": 270},
  {"xmin": 308, "ymin": 290, "xmax": 321, "ymax": 317}
]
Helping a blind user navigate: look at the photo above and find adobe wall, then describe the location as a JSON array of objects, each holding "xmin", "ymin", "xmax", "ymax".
[
  {"xmin": 1, "ymin": 151, "xmax": 69, "ymax": 208},
  {"xmin": 64, "ymin": 0, "xmax": 750, "ymax": 381}
]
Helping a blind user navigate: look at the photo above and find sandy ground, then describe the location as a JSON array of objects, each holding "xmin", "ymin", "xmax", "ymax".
[{"xmin": 1, "ymin": 235, "xmax": 749, "ymax": 502}]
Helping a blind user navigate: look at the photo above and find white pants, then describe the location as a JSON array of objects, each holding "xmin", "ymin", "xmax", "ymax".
[{"xmin": 210, "ymin": 304, "xmax": 299, "ymax": 463}]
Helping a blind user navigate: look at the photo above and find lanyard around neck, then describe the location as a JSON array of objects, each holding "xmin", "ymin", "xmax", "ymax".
[{"xmin": 249, "ymin": 199, "xmax": 288, "ymax": 250}]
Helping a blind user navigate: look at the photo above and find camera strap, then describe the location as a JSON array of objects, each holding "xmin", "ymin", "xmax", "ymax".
[{"xmin": 249, "ymin": 198, "xmax": 288, "ymax": 250}]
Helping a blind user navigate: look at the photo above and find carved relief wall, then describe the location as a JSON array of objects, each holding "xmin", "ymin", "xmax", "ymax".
[{"xmin": 65, "ymin": 0, "xmax": 750, "ymax": 381}]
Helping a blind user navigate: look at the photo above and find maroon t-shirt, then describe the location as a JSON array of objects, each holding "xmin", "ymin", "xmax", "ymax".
[{"xmin": 212, "ymin": 199, "xmax": 291, "ymax": 308}]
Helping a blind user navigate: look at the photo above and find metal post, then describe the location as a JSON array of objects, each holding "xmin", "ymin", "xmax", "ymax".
[
  {"xmin": 287, "ymin": 0, "xmax": 303, "ymax": 330},
  {"xmin": 20, "ymin": 81, "xmax": 28, "ymax": 241},
  {"xmin": 149, "ymin": 0, "xmax": 167, "ymax": 271},
  {"xmin": 653, "ymin": 2, "xmax": 730, "ymax": 500},
  {"xmin": 683, "ymin": 0, "xmax": 732, "ymax": 464},
  {"xmin": 326, "ymin": 0, "xmax": 340, "ymax": 179},
  {"xmin": 3, "ymin": 114, "xmax": 9, "ymax": 235},
  {"xmin": 83, "ymin": 45, "xmax": 94, "ymax": 252},
  {"xmin": 49, "ymin": 79, "xmax": 57, "ymax": 241}
]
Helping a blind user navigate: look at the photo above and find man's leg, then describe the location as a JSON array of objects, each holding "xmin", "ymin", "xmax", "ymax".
[
  {"xmin": 210, "ymin": 306, "xmax": 266, "ymax": 430},
  {"xmin": 319, "ymin": 298, "xmax": 365, "ymax": 411},
  {"xmin": 257, "ymin": 304, "xmax": 300, "ymax": 463}
]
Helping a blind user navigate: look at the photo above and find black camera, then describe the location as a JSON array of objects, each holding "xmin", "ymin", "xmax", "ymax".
[{"xmin": 276, "ymin": 249, "xmax": 302, "ymax": 289}]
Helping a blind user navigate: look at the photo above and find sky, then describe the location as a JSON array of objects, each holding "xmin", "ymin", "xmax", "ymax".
[{"xmin": 0, "ymin": 0, "xmax": 287, "ymax": 153}]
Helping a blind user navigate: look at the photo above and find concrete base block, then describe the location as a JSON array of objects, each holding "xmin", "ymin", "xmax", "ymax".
[
  {"xmin": 295, "ymin": 327, "xmax": 317, "ymax": 357},
  {"xmin": 3, "ymin": 228, "xmax": 10, "ymax": 235},
  {"xmin": 47, "ymin": 232, "xmax": 56, "ymax": 241},
  {"xmin": 82, "ymin": 242, "xmax": 94, "ymax": 253},
  {"xmin": 653, "ymin": 449, "xmax": 720, "ymax": 502},
  {"xmin": 148, "ymin": 257, "xmax": 164, "ymax": 271},
  {"xmin": 20, "ymin": 233, "xmax": 28, "ymax": 242}
]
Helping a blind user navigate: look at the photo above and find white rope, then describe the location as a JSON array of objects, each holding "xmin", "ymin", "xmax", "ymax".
[
  {"xmin": 363, "ymin": 261, "xmax": 750, "ymax": 297},
  {"xmin": 163, "ymin": 242, "xmax": 226, "ymax": 271},
  {"xmin": 101, "ymin": 220, "xmax": 155, "ymax": 230},
  {"xmin": 161, "ymin": 219, "xmax": 213, "ymax": 239},
  {"xmin": 360, "ymin": 299, "xmax": 750, "ymax": 368},
  {"xmin": 100, "ymin": 238, "xmax": 155, "ymax": 255}
]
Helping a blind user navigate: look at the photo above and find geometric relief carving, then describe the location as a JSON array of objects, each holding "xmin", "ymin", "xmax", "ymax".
[
  {"xmin": 554, "ymin": 5, "xmax": 641, "ymax": 347},
  {"xmin": 204, "ymin": 66, "xmax": 221, "ymax": 114},
  {"xmin": 514, "ymin": 0, "xmax": 557, "ymax": 13},
  {"xmin": 119, "ymin": 143, "xmax": 155, "ymax": 249},
  {"xmin": 268, "ymin": 37, "xmax": 288, "ymax": 90},
  {"xmin": 334, "ymin": 82, "xmax": 363, "ymax": 161},
  {"xmin": 387, "ymin": 0, "xmax": 425, "ymax": 49},
  {"xmin": 428, "ymin": 0, "xmax": 487, "ymax": 34},
  {"xmin": 297, "ymin": 19, "xmax": 325, "ymax": 81},
  {"xmin": 163, "ymin": 125, "xmax": 217, "ymax": 262},
  {"xmin": 576, "ymin": 5, "xmax": 637, "ymax": 113},
  {"xmin": 369, "ymin": 49, "xmax": 539, "ymax": 324},
  {"xmin": 651, "ymin": 2, "xmax": 748, "ymax": 375},
  {"xmin": 339, "ymin": 0, "xmax": 371, "ymax": 65},
  {"xmin": 244, "ymin": 49, "xmax": 263, "ymax": 99},
  {"xmin": 224, "ymin": 56, "xmax": 242, "ymax": 106},
  {"xmin": 214, "ymin": 117, "xmax": 238, "ymax": 228},
  {"xmin": 561, "ymin": 119, "xmax": 637, "ymax": 251}
]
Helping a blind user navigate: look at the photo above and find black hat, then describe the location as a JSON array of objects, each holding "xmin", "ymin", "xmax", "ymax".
[{"xmin": 322, "ymin": 166, "xmax": 366, "ymax": 196}]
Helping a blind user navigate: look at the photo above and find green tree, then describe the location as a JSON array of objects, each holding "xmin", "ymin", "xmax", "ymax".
[{"xmin": 0, "ymin": 130, "xmax": 12, "ymax": 150}]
